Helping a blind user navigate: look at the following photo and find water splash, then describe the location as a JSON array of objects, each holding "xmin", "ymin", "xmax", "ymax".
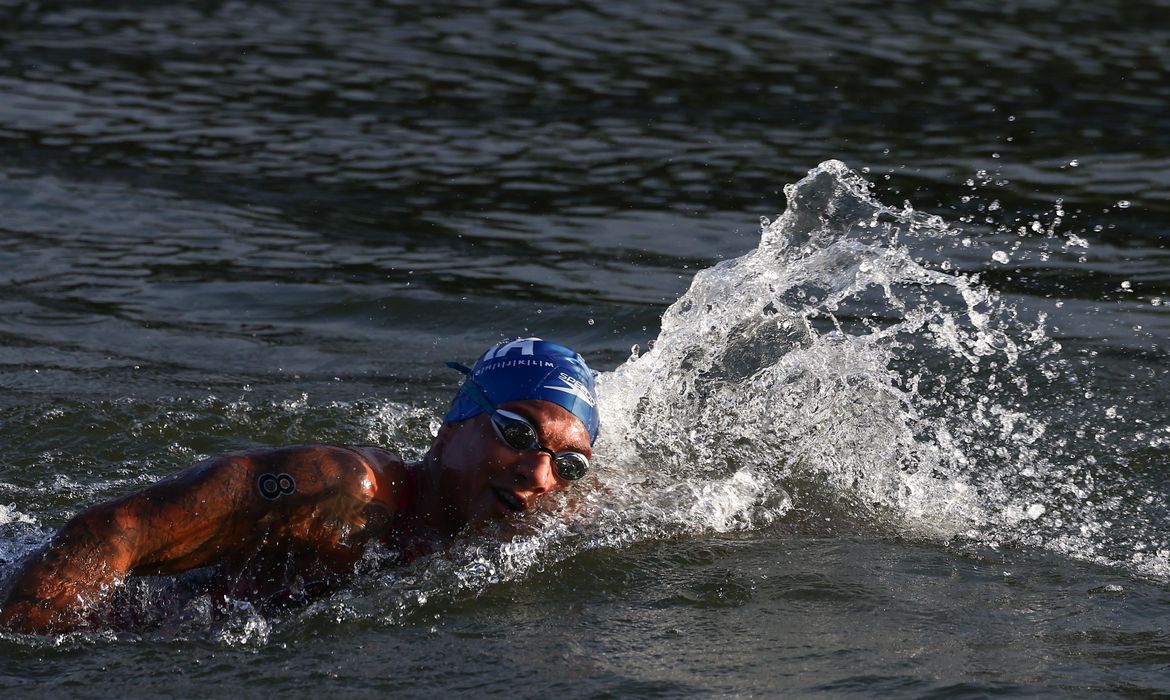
[{"xmin": 590, "ymin": 159, "xmax": 1162, "ymax": 574}]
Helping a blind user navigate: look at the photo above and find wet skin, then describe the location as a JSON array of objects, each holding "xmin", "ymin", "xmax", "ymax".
[
  {"xmin": 0, "ymin": 399, "xmax": 589, "ymax": 634},
  {"xmin": 421, "ymin": 399, "xmax": 592, "ymax": 538}
]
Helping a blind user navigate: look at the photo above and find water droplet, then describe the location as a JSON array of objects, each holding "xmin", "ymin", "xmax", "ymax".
[
  {"xmin": 587, "ymin": 318, "xmax": 595, "ymax": 326},
  {"xmin": 992, "ymin": 251, "xmax": 1010, "ymax": 264},
  {"xmin": 1117, "ymin": 200, "xmax": 1131, "ymax": 209}
]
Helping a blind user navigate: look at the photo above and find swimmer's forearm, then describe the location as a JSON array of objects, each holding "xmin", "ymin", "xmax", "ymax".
[{"xmin": 0, "ymin": 506, "xmax": 137, "ymax": 633}]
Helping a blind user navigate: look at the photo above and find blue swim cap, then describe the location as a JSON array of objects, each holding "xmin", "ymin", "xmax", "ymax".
[{"xmin": 444, "ymin": 338, "xmax": 600, "ymax": 444}]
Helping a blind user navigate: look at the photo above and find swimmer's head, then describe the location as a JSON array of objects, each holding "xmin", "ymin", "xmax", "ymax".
[{"xmin": 444, "ymin": 337, "xmax": 600, "ymax": 444}]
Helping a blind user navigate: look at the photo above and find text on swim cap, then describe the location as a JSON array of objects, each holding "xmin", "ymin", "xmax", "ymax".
[
  {"xmin": 543, "ymin": 372, "xmax": 596, "ymax": 407},
  {"xmin": 486, "ymin": 337, "xmax": 542, "ymax": 359}
]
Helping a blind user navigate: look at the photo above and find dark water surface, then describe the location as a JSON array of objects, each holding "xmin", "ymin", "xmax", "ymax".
[{"xmin": 2, "ymin": 1, "xmax": 1169, "ymax": 697}]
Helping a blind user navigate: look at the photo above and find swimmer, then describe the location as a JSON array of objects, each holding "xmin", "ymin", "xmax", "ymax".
[{"xmin": 0, "ymin": 338, "xmax": 599, "ymax": 634}]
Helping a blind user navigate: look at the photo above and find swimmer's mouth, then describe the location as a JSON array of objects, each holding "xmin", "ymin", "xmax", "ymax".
[{"xmin": 494, "ymin": 487, "xmax": 525, "ymax": 512}]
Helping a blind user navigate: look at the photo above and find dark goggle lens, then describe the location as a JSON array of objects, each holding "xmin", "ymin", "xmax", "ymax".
[
  {"xmin": 553, "ymin": 453, "xmax": 589, "ymax": 481},
  {"xmin": 498, "ymin": 417, "xmax": 538, "ymax": 451}
]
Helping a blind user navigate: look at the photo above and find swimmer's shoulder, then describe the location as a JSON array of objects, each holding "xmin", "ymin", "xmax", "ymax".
[
  {"xmin": 338, "ymin": 445, "xmax": 404, "ymax": 471},
  {"xmin": 324, "ymin": 444, "xmax": 409, "ymax": 511}
]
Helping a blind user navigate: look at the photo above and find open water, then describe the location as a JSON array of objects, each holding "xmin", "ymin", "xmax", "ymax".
[{"xmin": 1, "ymin": 1, "xmax": 1169, "ymax": 697}]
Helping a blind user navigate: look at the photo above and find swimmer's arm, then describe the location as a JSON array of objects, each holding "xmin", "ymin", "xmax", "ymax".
[
  {"xmin": 0, "ymin": 447, "xmax": 380, "ymax": 634},
  {"xmin": 0, "ymin": 456, "xmax": 262, "ymax": 634},
  {"xmin": 0, "ymin": 500, "xmax": 141, "ymax": 634}
]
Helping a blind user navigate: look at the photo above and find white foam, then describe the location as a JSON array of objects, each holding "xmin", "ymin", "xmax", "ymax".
[{"xmin": 0, "ymin": 503, "xmax": 35, "ymax": 527}]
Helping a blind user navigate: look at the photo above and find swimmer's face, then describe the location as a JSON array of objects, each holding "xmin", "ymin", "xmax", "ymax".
[{"xmin": 432, "ymin": 399, "xmax": 592, "ymax": 535}]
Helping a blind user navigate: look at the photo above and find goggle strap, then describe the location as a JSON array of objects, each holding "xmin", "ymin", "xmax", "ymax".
[
  {"xmin": 447, "ymin": 361, "xmax": 499, "ymax": 417},
  {"xmin": 445, "ymin": 360, "xmax": 473, "ymax": 375}
]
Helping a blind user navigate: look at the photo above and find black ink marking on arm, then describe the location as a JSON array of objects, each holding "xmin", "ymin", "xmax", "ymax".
[{"xmin": 257, "ymin": 473, "xmax": 297, "ymax": 500}]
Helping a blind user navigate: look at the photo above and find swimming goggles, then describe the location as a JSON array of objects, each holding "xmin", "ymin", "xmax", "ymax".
[{"xmin": 446, "ymin": 361, "xmax": 590, "ymax": 481}]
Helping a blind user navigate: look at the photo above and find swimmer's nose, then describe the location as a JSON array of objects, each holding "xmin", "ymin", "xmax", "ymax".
[{"xmin": 513, "ymin": 450, "xmax": 559, "ymax": 496}]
